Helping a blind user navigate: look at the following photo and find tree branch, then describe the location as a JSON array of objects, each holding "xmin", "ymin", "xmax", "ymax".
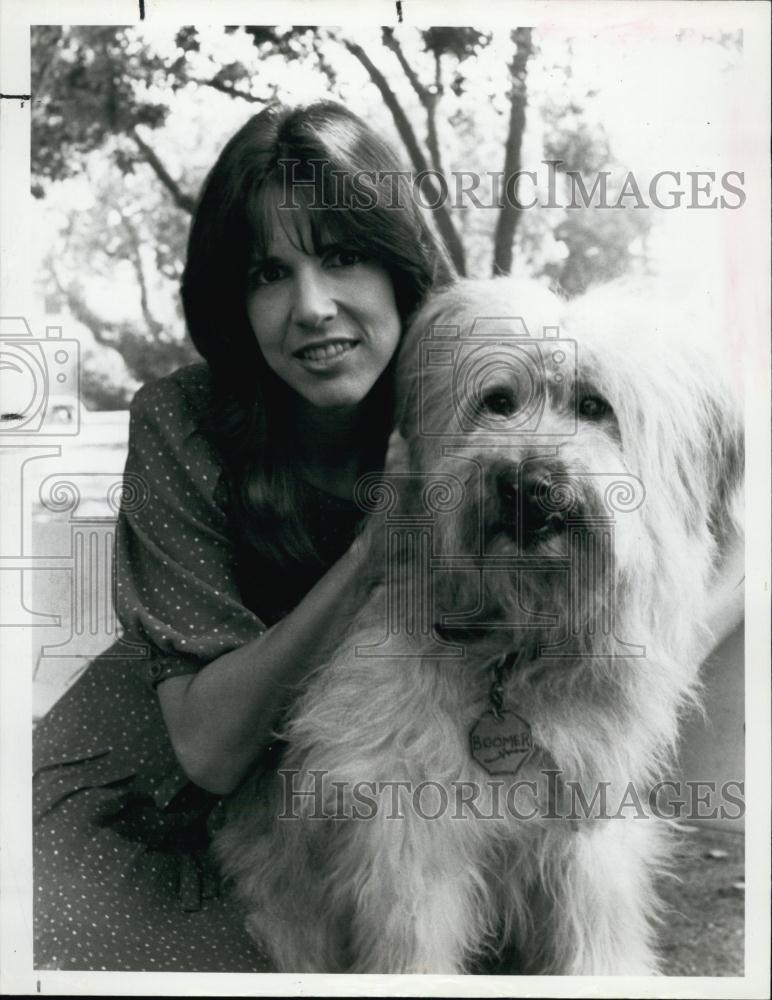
[
  {"xmin": 129, "ymin": 127, "xmax": 197, "ymax": 214},
  {"xmin": 492, "ymin": 28, "xmax": 533, "ymax": 276},
  {"xmin": 48, "ymin": 259, "xmax": 194, "ymax": 384},
  {"xmin": 120, "ymin": 213, "xmax": 165, "ymax": 339},
  {"xmin": 310, "ymin": 37, "xmax": 339, "ymax": 88},
  {"xmin": 344, "ymin": 39, "xmax": 429, "ymax": 175},
  {"xmin": 192, "ymin": 75, "xmax": 271, "ymax": 104},
  {"xmin": 381, "ymin": 28, "xmax": 446, "ymax": 178},
  {"xmin": 48, "ymin": 260, "xmax": 123, "ymax": 349},
  {"xmin": 343, "ymin": 37, "xmax": 465, "ymax": 275},
  {"xmin": 381, "ymin": 28, "xmax": 430, "ymax": 104}
]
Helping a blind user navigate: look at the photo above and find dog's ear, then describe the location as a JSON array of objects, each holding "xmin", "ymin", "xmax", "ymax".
[
  {"xmin": 567, "ymin": 277, "xmax": 745, "ymax": 554},
  {"xmin": 677, "ymin": 318, "xmax": 744, "ymax": 548},
  {"xmin": 703, "ymin": 392, "xmax": 744, "ymax": 549}
]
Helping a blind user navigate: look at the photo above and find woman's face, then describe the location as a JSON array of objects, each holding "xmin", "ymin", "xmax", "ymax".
[{"xmin": 245, "ymin": 206, "xmax": 401, "ymax": 414}]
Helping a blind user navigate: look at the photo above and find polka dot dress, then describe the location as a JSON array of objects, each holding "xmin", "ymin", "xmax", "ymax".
[{"xmin": 33, "ymin": 363, "xmax": 366, "ymax": 971}]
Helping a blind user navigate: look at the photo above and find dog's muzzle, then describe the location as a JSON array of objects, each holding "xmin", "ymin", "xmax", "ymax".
[{"xmin": 493, "ymin": 461, "xmax": 574, "ymax": 547}]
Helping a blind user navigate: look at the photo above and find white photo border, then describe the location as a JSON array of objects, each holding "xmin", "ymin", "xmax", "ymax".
[{"xmin": 1, "ymin": 1, "xmax": 769, "ymax": 996}]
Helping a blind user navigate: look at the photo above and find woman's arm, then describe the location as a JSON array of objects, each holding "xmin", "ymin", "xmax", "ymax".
[
  {"xmin": 157, "ymin": 531, "xmax": 372, "ymax": 795},
  {"xmin": 122, "ymin": 382, "xmax": 400, "ymax": 797}
]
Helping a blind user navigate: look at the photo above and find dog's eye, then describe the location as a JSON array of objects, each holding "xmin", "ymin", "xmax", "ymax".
[
  {"xmin": 578, "ymin": 395, "xmax": 611, "ymax": 419},
  {"xmin": 480, "ymin": 388, "xmax": 518, "ymax": 417}
]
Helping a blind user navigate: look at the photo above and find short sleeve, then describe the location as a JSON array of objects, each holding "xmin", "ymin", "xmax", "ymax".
[{"xmin": 115, "ymin": 365, "xmax": 267, "ymax": 689}]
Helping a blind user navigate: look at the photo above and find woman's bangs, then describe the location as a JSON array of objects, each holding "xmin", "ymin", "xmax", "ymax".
[{"xmin": 246, "ymin": 171, "xmax": 379, "ymax": 262}]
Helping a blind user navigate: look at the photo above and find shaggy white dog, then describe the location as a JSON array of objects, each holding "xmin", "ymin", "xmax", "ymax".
[{"xmin": 216, "ymin": 278, "xmax": 744, "ymax": 975}]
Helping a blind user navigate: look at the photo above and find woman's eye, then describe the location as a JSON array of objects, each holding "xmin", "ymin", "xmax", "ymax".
[
  {"xmin": 326, "ymin": 249, "xmax": 364, "ymax": 268},
  {"xmin": 249, "ymin": 262, "xmax": 286, "ymax": 287},
  {"xmin": 480, "ymin": 388, "xmax": 518, "ymax": 417},
  {"xmin": 578, "ymin": 394, "xmax": 612, "ymax": 419}
]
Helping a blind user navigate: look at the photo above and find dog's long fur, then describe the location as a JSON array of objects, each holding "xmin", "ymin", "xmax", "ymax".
[{"xmin": 215, "ymin": 278, "xmax": 744, "ymax": 975}]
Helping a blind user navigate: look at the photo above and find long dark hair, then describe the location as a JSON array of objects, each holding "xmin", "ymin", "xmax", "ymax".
[{"xmin": 182, "ymin": 101, "xmax": 453, "ymax": 565}]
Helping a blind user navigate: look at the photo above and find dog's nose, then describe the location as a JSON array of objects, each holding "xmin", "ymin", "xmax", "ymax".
[{"xmin": 496, "ymin": 466, "xmax": 567, "ymax": 544}]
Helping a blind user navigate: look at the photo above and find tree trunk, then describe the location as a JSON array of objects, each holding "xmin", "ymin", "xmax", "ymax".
[
  {"xmin": 381, "ymin": 29, "xmax": 446, "ymax": 179},
  {"xmin": 344, "ymin": 38, "xmax": 465, "ymax": 276},
  {"xmin": 492, "ymin": 28, "xmax": 532, "ymax": 276}
]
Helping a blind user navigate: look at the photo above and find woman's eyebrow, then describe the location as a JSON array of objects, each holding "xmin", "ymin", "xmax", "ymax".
[
  {"xmin": 316, "ymin": 239, "xmax": 362, "ymax": 257},
  {"xmin": 248, "ymin": 253, "xmax": 283, "ymax": 268},
  {"xmin": 249, "ymin": 238, "xmax": 354, "ymax": 267}
]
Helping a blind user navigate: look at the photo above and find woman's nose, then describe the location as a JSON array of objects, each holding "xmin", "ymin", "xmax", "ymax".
[{"xmin": 291, "ymin": 267, "xmax": 337, "ymax": 328}]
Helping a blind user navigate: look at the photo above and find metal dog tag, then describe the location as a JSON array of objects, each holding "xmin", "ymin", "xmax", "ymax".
[{"xmin": 470, "ymin": 709, "xmax": 534, "ymax": 776}]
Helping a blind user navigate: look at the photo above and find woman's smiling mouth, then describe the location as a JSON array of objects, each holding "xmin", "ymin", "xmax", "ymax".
[{"xmin": 294, "ymin": 339, "xmax": 359, "ymax": 367}]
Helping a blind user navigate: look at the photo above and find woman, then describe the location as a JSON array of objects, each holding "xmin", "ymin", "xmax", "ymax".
[{"xmin": 33, "ymin": 101, "xmax": 452, "ymax": 972}]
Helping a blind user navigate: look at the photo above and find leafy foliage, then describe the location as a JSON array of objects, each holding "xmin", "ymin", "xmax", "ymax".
[
  {"xmin": 422, "ymin": 28, "xmax": 489, "ymax": 62},
  {"xmin": 32, "ymin": 27, "xmax": 169, "ymax": 190}
]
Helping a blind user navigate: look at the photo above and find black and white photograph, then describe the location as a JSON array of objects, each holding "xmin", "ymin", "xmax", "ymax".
[{"xmin": 0, "ymin": 0, "xmax": 769, "ymax": 995}]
